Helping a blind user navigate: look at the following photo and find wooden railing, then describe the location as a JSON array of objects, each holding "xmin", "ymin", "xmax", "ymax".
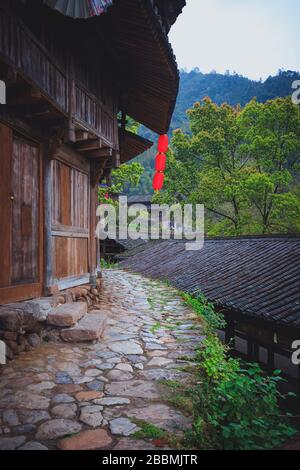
[
  {"xmin": 0, "ymin": 6, "xmax": 117, "ymax": 148},
  {"xmin": 0, "ymin": 7, "xmax": 68, "ymax": 112},
  {"xmin": 75, "ymin": 83, "xmax": 116, "ymax": 147}
]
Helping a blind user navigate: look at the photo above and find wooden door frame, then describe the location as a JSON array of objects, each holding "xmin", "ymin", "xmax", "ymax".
[{"xmin": 0, "ymin": 125, "xmax": 44, "ymax": 304}]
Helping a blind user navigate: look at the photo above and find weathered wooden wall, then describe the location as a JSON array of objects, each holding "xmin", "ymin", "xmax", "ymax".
[
  {"xmin": 0, "ymin": 1, "xmax": 119, "ymax": 149},
  {"xmin": 51, "ymin": 147, "xmax": 90, "ymax": 285},
  {"xmin": 0, "ymin": 122, "xmax": 43, "ymax": 304},
  {"xmin": 11, "ymin": 135, "xmax": 39, "ymax": 284}
]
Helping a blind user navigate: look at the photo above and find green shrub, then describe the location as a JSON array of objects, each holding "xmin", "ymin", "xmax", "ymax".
[
  {"xmin": 100, "ymin": 258, "xmax": 118, "ymax": 269},
  {"xmin": 187, "ymin": 334, "xmax": 296, "ymax": 450},
  {"xmin": 181, "ymin": 292, "xmax": 226, "ymax": 330}
]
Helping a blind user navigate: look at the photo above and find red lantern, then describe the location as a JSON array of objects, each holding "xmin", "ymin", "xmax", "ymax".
[
  {"xmin": 105, "ymin": 192, "xmax": 109, "ymax": 199},
  {"xmin": 158, "ymin": 134, "xmax": 168, "ymax": 153},
  {"xmin": 153, "ymin": 172, "xmax": 165, "ymax": 191},
  {"xmin": 155, "ymin": 153, "xmax": 166, "ymax": 172}
]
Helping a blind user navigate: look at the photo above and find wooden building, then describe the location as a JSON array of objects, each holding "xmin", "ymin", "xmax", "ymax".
[
  {"xmin": 0, "ymin": 0, "xmax": 185, "ymax": 305},
  {"xmin": 120, "ymin": 236, "xmax": 300, "ymax": 389}
]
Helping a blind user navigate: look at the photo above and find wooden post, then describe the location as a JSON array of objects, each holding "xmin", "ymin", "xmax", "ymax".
[
  {"xmin": 89, "ymin": 163, "xmax": 97, "ymax": 288},
  {"xmin": 267, "ymin": 347, "xmax": 275, "ymax": 374},
  {"xmin": 253, "ymin": 342, "xmax": 259, "ymax": 362},
  {"xmin": 43, "ymin": 148, "xmax": 54, "ymax": 293},
  {"xmin": 66, "ymin": 58, "xmax": 76, "ymax": 143},
  {"xmin": 225, "ymin": 316, "xmax": 235, "ymax": 349},
  {"xmin": 247, "ymin": 340, "xmax": 253, "ymax": 360}
]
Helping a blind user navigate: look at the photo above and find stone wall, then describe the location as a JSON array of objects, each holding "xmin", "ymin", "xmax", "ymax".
[{"xmin": 0, "ymin": 280, "xmax": 103, "ymax": 360}]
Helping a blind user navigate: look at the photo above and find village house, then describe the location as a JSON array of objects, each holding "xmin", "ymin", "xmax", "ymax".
[{"xmin": 0, "ymin": 0, "xmax": 186, "ymax": 354}]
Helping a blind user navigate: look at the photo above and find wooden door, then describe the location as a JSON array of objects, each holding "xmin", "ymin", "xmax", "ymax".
[{"xmin": 0, "ymin": 124, "xmax": 43, "ymax": 304}]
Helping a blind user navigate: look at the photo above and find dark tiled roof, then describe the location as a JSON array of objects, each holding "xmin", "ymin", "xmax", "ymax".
[
  {"xmin": 120, "ymin": 237, "xmax": 300, "ymax": 329},
  {"xmin": 119, "ymin": 130, "xmax": 153, "ymax": 164}
]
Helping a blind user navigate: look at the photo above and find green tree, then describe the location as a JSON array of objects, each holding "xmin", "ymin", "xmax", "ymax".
[
  {"xmin": 98, "ymin": 162, "xmax": 144, "ymax": 204},
  {"xmin": 155, "ymin": 97, "xmax": 300, "ymax": 235},
  {"xmin": 240, "ymin": 97, "xmax": 300, "ymax": 232}
]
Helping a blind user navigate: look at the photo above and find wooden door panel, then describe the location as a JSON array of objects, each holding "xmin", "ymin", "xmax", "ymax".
[
  {"xmin": 0, "ymin": 124, "xmax": 12, "ymax": 287},
  {"xmin": 0, "ymin": 126, "xmax": 42, "ymax": 304},
  {"xmin": 11, "ymin": 137, "xmax": 40, "ymax": 285}
]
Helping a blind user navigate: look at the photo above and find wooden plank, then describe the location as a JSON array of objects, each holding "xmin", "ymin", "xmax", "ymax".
[
  {"xmin": 51, "ymin": 230, "xmax": 89, "ymax": 239},
  {"xmin": 55, "ymin": 145, "xmax": 90, "ymax": 173},
  {"xmin": 88, "ymin": 148, "xmax": 113, "ymax": 158},
  {"xmin": 56, "ymin": 274, "xmax": 90, "ymax": 291},
  {"xmin": 0, "ymin": 123, "xmax": 12, "ymax": 287},
  {"xmin": 75, "ymin": 130, "xmax": 89, "ymax": 141},
  {"xmin": 60, "ymin": 163, "xmax": 71, "ymax": 226},
  {"xmin": 11, "ymin": 135, "xmax": 40, "ymax": 284},
  {"xmin": 53, "ymin": 236, "xmax": 89, "ymax": 279},
  {"xmin": 88, "ymin": 180, "xmax": 97, "ymax": 285},
  {"xmin": 0, "ymin": 283, "xmax": 42, "ymax": 305},
  {"xmin": 44, "ymin": 147, "xmax": 53, "ymax": 289},
  {"xmin": 75, "ymin": 138, "xmax": 102, "ymax": 152},
  {"xmin": 8, "ymin": 86, "xmax": 42, "ymax": 106}
]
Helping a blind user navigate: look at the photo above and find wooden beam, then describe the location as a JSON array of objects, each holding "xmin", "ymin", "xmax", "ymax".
[
  {"xmin": 66, "ymin": 58, "xmax": 76, "ymax": 143},
  {"xmin": 75, "ymin": 130, "xmax": 89, "ymax": 142},
  {"xmin": 88, "ymin": 148, "xmax": 113, "ymax": 159},
  {"xmin": 113, "ymin": 149, "xmax": 121, "ymax": 168},
  {"xmin": 8, "ymin": 86, "xmax": 42, "ymax": 106},
  {"xmin": 10, "ymin": 103, "xmax": 52, "ymax": 118},
  {"xmin": 0, "ymin": 64, "xmax": 18, "ymax": 85},
  {"xmin": 76, "ymin": 139, "xmax": 102, "ymax": 152},
  {"xmin": 91, "ymin": 158, "xmax": 108, "ymax": 186}
]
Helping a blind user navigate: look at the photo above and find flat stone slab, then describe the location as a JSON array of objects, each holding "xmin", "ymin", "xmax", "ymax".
[
  {"xmin": 109, "ymin": 417, "xmax": 140, "ymax": 436},
  {"xmin": 125, "ymin": 404, "xmax": 190, "ymax": 432},
  {"xmin": 75, "ymin": 391, "xmax": 104, "ymax": 402},
  {"xmin": 0, "ymin": 436, "xmax": 26, "ymax": 450},
  {"xmin": 14, "ymin": 392, "xmax": 50, "ymax": 410},
  {"xmin": 47, "ymin": 302, "xmax": 87, "ymax": 327},
  {"xmin": 80, "ymin": 406, "xmax": 103, "ymax": 427},
  {"xmin": 147, "ymin": 357, "xmax": 174, "ymax": 367},
  {"xmin": 58, "ymin": 429, "xmax": 112, "ymax": 450},
  {"xmin": 114, "ymin": 438, "xmax": 157, "ymax": 450},
  {"xmin": 109, "ymin": 340, "xmax": 143, "ymax": 355},
  {"xmin": 60, "ymin": 311, "xmax": 107, "ymax": 342},
  {"xmin": 36, "ymin": 419, "xmax": 82, "ymax": 440},
  {"xmin": 106, "ymin": 380, "xmax": 160, "ymax": 399},
  {"xmin": 51, "ymin": 404, "xmax": 77, "ymax": 419},
  {"xmin": 19, "ymin": 441, "xmax": 49, "ymax": 451},
  {"xmin": 97, "ymin": 397, "xmax": 130, "ymax": 406},
  {"xmin": 19, "ymin": 410, "xmax": 50, "ymax": 424}
]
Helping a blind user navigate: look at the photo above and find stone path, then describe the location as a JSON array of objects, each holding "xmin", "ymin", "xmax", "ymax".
[{"xmin": 0, "ymin": 269, "xmax": 204, "ymax": 450}]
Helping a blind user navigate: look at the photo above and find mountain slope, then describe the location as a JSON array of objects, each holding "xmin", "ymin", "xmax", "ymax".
[{"xmin": 132, "ymin": 69, "xmax": 300, "ymax": 195}]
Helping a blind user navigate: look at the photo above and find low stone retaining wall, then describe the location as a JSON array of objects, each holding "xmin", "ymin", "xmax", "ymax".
[{"xmin": 0, "ymin": 280, "xmax": 103, "ymax": 359}]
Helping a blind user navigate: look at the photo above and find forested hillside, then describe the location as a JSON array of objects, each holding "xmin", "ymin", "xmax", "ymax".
[{"xmin": 131, "ymin": 69, "xmax": 300, "ymax": 196}]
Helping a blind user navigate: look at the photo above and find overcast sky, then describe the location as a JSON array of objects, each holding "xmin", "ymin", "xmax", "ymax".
[{"xmin": 169, "ymin": 0, "xmax": 300, "ymax": 80}]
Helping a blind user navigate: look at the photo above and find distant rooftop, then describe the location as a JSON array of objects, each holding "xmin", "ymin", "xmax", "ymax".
[{"xmin": 120, "ymin": 236, "xmax": 300, "ymax": 330}]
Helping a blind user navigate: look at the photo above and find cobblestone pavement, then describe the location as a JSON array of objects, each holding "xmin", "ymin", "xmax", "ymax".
[{"xmin": 0, "ymin": 269, "xmax": 204, "ymax": 450}]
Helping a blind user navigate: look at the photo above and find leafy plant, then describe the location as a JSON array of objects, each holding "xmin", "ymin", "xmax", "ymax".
[
  {"xmin": 150, "ymin": 322, "xmax": 161, "ymax": 334},
  {"xmin": 100, "ymin": 259, "xmax": 118, "ymax": 269},
  {"xmin": 187, "ymin": 334, "xmax": 296, "ymax": 450},
  {"xmin": 181, "ymin": 292, "xmax": 226, "ymax": 331},
  {"xmin": 133, "ymin": 420, "xmax": 166, "ymax": 439}
]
